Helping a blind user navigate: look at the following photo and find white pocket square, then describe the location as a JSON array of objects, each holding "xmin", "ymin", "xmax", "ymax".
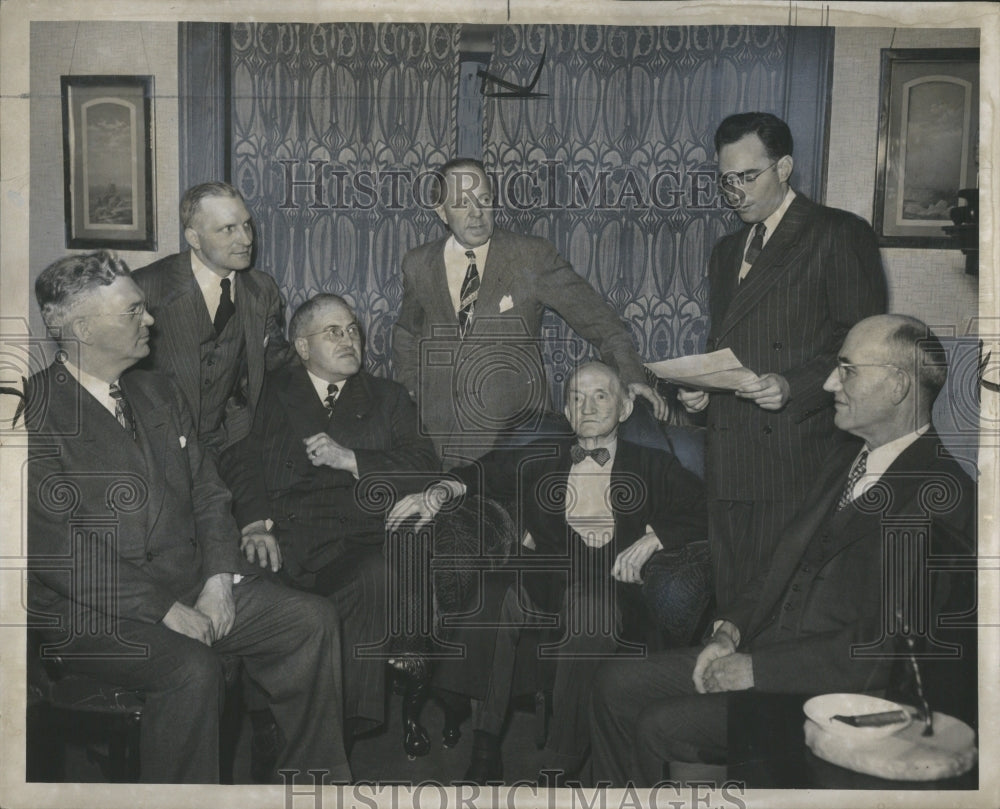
[
  {"xmin": 499, "ymin": 294, "xmax": 514, "ymax": 313},
  {"xmin": 263, "ymin": 334, "xmax": 270, "ymax": 347},
  {"xmin": 179, "ymin": 435, "xmax": 187, "ymax": 449}
]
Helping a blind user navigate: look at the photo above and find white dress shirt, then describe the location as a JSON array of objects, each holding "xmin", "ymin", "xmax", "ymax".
[
  {"xmin": 565, "ymin": 438, "xmax": 617, "ymax": 548},
  {"xmin": 739, "ymin": 187, "xmax": 796, "ymax": 282},
  {"xmin": 191, "ymin": 250, "xmax": 236, "ymax": 319},
  {"xmin": 443, "ymin": 235, "xmax": 491, "ymax": 316}
]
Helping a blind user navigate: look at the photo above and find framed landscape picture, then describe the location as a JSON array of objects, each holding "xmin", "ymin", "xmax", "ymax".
[
  {"xmin": 873, "ymin": 48, "xmax": 979, "ymax": 249},
  {"xmin": 61, "ymin": 75, "xmax": 156, "ymax": 250}
]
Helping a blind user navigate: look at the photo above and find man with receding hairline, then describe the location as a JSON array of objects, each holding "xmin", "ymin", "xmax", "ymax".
[{"xmin": 591, "ymin": 314, "xmax": 976, "ymax": 787}]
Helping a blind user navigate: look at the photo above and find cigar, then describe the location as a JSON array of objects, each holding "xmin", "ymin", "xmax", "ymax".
[{"xmin": 831, "ymin": 709, "xmax": 908, "ymax": 727}]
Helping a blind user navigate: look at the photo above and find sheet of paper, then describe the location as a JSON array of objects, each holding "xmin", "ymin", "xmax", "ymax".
[{"xmin": 646, "ymin": 348, "xmax": 759, "ymax": 392}]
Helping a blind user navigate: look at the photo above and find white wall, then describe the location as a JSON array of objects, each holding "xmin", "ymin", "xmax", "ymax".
[
  {"xmin": 826, "ymin": 27, "xmax": 980, "ymax": 338},
  {"xmin": 29, "ymin": 21, "xmax": 179, "ymax": 336}
]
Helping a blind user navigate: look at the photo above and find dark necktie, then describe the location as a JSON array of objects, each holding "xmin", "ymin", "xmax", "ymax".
[
  {"xmin": 214, "ymin": 277, "xmax": 235, "ymax": 334},
  {"xmin": 324, "ymin": 383, "xmax": 339, "ymax": 415},
  {"xmin": 743, "ymin": 222, "xmax": 767, "ymax": 270},
  {"xmin": 109, "ymin": 382, "xmax": 136, "ymax": 440},
  {"xmin": 569, "ymin": 443, "xmax": 611, "ymax": 466},
  {"xmin": 457, "ymin": 249, "xmax": 480, "ymax": 338},
  {"xmin": 836, "ymin": 449, "xmax": 869, "ymax": 511}
]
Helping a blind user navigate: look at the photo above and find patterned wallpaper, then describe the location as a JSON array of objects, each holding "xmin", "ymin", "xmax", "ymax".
[{"xmin": 230, "ymin": 24, "xmax": 800, "ymax": 399}]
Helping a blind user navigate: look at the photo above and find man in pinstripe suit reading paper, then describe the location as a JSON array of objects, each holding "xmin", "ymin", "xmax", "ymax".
[{"xmin": 678, "ymin": 112, "xmax": 887, "ymax": 608}]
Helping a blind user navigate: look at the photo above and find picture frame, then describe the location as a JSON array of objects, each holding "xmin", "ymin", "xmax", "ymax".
[
  {"xmin": 872, "ymin": 48, "xmax": 979, "ymax": 249},
  {"xmin": 61, "ymin": 75, "xmax": 156, "ymax": 250}
]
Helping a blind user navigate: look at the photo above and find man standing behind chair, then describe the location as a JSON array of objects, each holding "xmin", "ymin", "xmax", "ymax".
[
  {"xmin": 133, "ymin": 182, "xmax": 293, "ymax": 454},
  {"xmin": 393, "ymin": 158, "xmax": 665, "ymax": 466},
  {"xmin": 27, "ymin": 251, "xmax": 350, "ymax": 784},
  {"xmin": 678, "ymin": 113, "xmax": 887, "ymax": 607}
]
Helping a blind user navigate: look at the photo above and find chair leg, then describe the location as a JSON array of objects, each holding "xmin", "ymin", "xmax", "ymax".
[
  {"xmin": 534, "ymin": 690, "xmax": 550, "ymax": 750},
  {"xmin": 402, "ymin": 676, "xmax": 431, "ymax": 759}
]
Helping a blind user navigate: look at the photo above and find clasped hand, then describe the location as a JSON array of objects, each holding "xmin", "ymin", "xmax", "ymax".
[
  {"xmin": 691, "ymin": 630, "xmax": 754, "ymax": 693},
  {"xmin": 303, "ymin": 432, "xmax": 358, "ymax": 474},
  {"xmin": 162, "ymin": 574, "xmax": 235, "ymax": 645}
]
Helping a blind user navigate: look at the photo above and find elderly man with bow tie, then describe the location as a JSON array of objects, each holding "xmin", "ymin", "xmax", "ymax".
[{"xmin": 388, "ymin": 360, "xmax": 707, "ymax": 783}]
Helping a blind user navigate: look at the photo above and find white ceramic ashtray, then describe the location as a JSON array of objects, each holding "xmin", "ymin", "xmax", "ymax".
[{"xmin": 804, "ymin": 693, "xmax": 912, "ymax": 743}]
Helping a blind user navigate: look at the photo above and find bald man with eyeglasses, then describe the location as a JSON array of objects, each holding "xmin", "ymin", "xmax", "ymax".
[{"xmin": 677, "ymin": 112, "xmax": 887, "ymax": 611}]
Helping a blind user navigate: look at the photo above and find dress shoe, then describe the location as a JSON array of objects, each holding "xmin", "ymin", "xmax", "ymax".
[{"xmin": 441, "ymin": 697, "xmax": 471, "ymax": 748}]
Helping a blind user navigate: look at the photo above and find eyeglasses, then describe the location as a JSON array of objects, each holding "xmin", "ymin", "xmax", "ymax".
[
  {"xmin": 719, "ymin": 159, "xmax": 781, "ymax": 191},
  {"xmin": 835, "ymin": 361, "xmax": 904, "ymax": 381},
  {"xmin": 86, "ymin": 303, "xmax": 149, "ymax": 322},
  {"xmin": 303, "ymin": 323, "xmax": 361, "ymax": 341}
]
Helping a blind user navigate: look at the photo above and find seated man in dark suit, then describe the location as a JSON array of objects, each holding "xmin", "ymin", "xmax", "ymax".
[
  {"xmin": 388, "ymin": 361, "xmax": 708, "ymax": 783},
  {"xmin": 590, "ymin": 314, "xmax": 977, "ymax": 786},
  {"xmin": 27, "ymin": 251, "xmax": 350, "ymax": 783},
  {"xmin": 221, "ymin": 293, "xmax": 441, "ymax": 753}
]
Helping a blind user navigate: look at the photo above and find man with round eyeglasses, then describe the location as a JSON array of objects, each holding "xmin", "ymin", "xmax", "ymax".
[
  {"xmin": 220, "ymin": 293, "xmax": 441, "ymax": 759},
  {"xmin": 677, "ymin": 112, "xmax": 888, "ymax": 610}
]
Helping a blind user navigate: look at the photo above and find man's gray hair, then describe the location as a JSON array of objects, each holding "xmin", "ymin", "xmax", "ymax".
[{"xmin": 35, "ymin": 250, "xmax": 131, "ymax": 335}]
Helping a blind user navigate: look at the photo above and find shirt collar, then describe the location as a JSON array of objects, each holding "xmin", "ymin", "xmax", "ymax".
[
  {"xmin": 758, "ymin": 187, "xmax": 796, "ymax": 244},
  {"xmin": 446, "ymin": 234, "xmax": 491, "ymax": 266},
  {"xmin": 191, "ymin": 250, "xmax": 235, "ymax": 296},
  {"xmin": 63, "ymin": 360, "xmax": 119, "ymax": 416},
  {"xmin": 306, "ymin": 368, "xmax": 346, "ymax": 404}
]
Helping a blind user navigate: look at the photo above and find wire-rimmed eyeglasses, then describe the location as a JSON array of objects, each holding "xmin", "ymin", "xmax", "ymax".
[
  {"xmin": 719, "ymin": 159, "xmax": 781, "ymax": 191},
  {"xmin": 303, "ymin": 323, "xmax": 362, "ymax": 341},
  {"xmin": 835, "ymin": 361, "xmax": 904, "ymax": 382}
]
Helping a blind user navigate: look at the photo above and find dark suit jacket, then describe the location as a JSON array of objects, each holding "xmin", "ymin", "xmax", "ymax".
[
  {"xmin": 26, "ymin": 364, "xmax": 253, "ymax": 631},
  {"xmin": 132, "ymin": 251, "xmax": 293, "ymax": 451},
  {"xmin": 717, "ymin": 431, "xmax": 976, "ymax": 699},
  {"xmin": 221, "ymin": 363, "xmax": 440, "ymax": 580},
  {"xmin": 704, "ymin": 194, "xmax": 887, "ymax": 502},
  {"xmin": 392, "ymin": 227, "xmax": 647, "ymax": 461},
  {"xmin": 452, "ymin": 436, "xmax": 707, "ymax": 611}
]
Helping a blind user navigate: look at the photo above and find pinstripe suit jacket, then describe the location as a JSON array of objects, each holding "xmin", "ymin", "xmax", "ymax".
[
  {"xmin": 132, "ymin": 251, "xmax": 293, "ymax": 452},
  {"xmin": 221, "ymin": 363, "xmax": 440, "ymax": 579},
  {"xmin": 392, "ymin": 227, "xmax": 647, "ymax": 463},
  {"xmin": 704, "ymin": 194, "xmax": 887, "ymax": 502}
]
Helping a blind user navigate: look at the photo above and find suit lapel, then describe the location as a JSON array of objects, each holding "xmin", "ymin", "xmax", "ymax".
[
  {"xmin": 155, "ymin": 255, "xmax": 211, "ymax": 403},
  {"xmin": 710, "ymin": 235, "xmax": 743, "ymax": 331},
  {"xmin": 424, "ymin": 238, "xmax": 458, "ymax": 325},
  {"xmin": 748, "ymin": 442, "xmax": 857, "ymax": 627},
  {"xmin": 477, "ymin": 228, "xmax": 515, "ymax": 311},
  {"xmin": 122, "ymin": 376, "xmax": 169, "ymax": 539},
  {"xmin": 715, "ymin": 195, "xmax": 817, "ymax": 342},
  {"xmin": 236, "ymin": 270, "xmax": 265, "ymax": 395},
  {"xmin": 275, "ymin": 365, "xmax": 329, "ymax": 443}
]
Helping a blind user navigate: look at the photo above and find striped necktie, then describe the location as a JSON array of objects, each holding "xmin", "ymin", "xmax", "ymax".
[
  {"xmin": 836, "ymin": 450, "xmax": 869, "ymax": 511},
  {"xmin": 324, "ymin": 383, "xmax": 339, "ymax": 415},
  {"xmin": 109, "ymin": 382, "xmax": 137, "ymax": 440},
  {"xmin": 457, "ymin": 249, "xmax": 480, "ymax": 337}
]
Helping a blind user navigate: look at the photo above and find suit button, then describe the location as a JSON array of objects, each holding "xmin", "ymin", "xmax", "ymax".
[
  {"xmin": 783, "ymin": 602, "xmax": 793, "ymax": 611},
  {"xmin": 189, "ymin": 538, "xmax": 196, "ymax": 547},
  {"xmin": 285, "ymin": 461, "xmax": 294, "ymax": 468},
  {"xmin": 791, "ymin": 583, "xmax": 800, "ymax": 592},
  {"xmin": 773, "ymin": 341, "xmax": 782, "ymax": 350},
  {"xmin": 287, "ymin": 513, "xmax": 297, "ymax": 522},
  {"xmin": 800, "ymin": 564, "xmax": 810, "ymax": 573},
  {"xmin": 146, "ymin": 552, "xmax": 154, "ymax": 561},
  {"xmin": 207, "ymin": 359, "xmax": 215, "ymax": 366},
  {"xmin": 763, "ymin": 425, "xmax": 773, "ymax": 435}
]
